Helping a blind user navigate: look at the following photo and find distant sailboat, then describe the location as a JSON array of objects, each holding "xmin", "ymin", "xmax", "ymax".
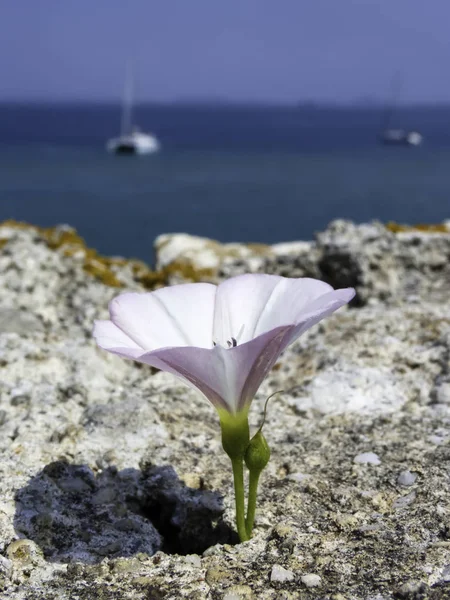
[
  {"xmin": 379, "ymin": 72, "xmax": 423, "ymax": 147},
  {"xmin": 106, "ymin": 65, "xmax": 160, "ymax": 155}
]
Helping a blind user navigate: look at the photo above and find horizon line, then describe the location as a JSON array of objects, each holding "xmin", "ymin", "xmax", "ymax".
[{"xmin": 2, "ymin": 98, "xmax": 450, "ymax": 109}]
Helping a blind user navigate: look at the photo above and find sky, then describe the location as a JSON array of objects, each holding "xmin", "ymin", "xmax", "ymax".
[{"xmin": 1, "ymin": 0, "xmax": 450, "ymax": 104}]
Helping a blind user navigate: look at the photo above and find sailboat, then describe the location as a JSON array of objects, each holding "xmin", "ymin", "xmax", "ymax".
[
  {"xmin": 379, "ymin": 72, "xmax": 423, "ymax": 147},
  {"xmin": 106, "ymin": 65, "xmax": 160, "ymax": 155}
]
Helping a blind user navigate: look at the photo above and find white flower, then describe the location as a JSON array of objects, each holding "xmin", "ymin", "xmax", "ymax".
[{"xmin": 94, "ymin": 274, "xmax": 354, "ymax": 415}]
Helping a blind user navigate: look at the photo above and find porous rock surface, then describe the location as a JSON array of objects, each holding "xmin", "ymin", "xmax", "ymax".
[{"xmin": 1, "ymin": 220, "xmax": 450, "ymax": 599}]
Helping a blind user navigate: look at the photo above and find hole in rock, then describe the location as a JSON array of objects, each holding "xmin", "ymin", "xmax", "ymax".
[{"xmin": 14, "ymin": 460, "xmax": 236, "ymax": 564}]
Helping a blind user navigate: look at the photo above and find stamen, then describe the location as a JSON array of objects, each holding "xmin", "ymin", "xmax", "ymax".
[
  {"xmin": 214, "ymin": 335, "xmax": 239, "ymax": 349},
  {"xmin": 226, "ymin": 337, "xmax": 237, "ymax": 348},
  {"xmin": 235, "ymin": 324, "xmax": 245, "ymax": 343}
]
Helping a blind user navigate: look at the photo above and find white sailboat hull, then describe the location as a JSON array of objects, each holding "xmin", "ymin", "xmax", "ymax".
[
  {"xmin": 380, "ymin": 129, "xmax": 423, "ymax": 147},
  {"xmin": 106, "ymin": 132, "xmax": 160, "ymax": 155}
]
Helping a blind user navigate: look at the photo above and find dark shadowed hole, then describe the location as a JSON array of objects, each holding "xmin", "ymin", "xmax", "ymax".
[{"xmin": 14, "ymin": 460, "xmax": 236, "ymax": 564}]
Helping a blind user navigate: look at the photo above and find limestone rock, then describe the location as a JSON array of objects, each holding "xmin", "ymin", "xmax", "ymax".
[
  {"xmin": 153, "ymin": 220, "xmax": 450, "ymax": 306},
  {"xmin": 270, "ymin": 564, "xmax": 295, "ymax": 583},
  {"xmin": 300, "ymin": 573, "xmax": 322, "ymax": 588},
  {"xmin": 1, "ymin": 219, "xmax": 450, "ymax": 599}
]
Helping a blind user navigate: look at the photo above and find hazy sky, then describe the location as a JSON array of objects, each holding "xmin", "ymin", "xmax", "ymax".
[{"xmin": 1, "ymin": 1, "xmax": 449, "ymax": 103}]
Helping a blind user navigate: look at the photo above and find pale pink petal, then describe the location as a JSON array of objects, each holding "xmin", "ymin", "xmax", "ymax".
[
  {"xmin": 251, "ymin": 277, "xmax": 335, "ymax": 336},
  {"xmin": 109, "ymin": 283, "xmax": 216, "ymax": 351},
  {"xmin": 213, "ymin": 274, "xmax": 285, "ymax": 345},
  {"xmin": 93, "ymin": 320, "xmax": 144, "ymax": 360},
  {"xmin": 213, "ymin": 274, "xmax": 342, "ymax": 345},
  {"xmin": 137, "ymin": 325, "xmax": 293, "ymax": 413},
  {"xmin": 282, "ymin": 287, "xmax": 355, "ymax": 348}
]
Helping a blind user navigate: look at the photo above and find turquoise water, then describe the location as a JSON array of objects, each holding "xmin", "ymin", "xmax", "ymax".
[{"xmin": 0, "ymin": 104, "xmax": 449, "ymax": 261}]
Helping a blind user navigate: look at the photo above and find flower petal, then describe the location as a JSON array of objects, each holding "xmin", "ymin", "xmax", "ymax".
[
  {"xmin": 136, "ymin": 325, "xmax": 293, "ymax": 414},
  {"xmin": 93, "ymin": 320, "xmax": 144, "ymax": 359},
  {"xmin": 283, "ymin": 287, "xmax": 355, "ymax": 348},
  {"xmin": 213, "ymin": 274, "xmax": 336, "ymax": 344},
  {"xmin": 213, "ymin": 274, "xmax": 286, "ymax": 345},
  {"xmin": 109, "ymin": 283, "xmax": 216, "ymax": 351}
]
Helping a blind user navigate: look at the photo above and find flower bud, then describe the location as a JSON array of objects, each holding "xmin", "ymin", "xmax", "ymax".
[{"xmin": 244, "ymin": 430, "xmax": 270, "ymax": 473}]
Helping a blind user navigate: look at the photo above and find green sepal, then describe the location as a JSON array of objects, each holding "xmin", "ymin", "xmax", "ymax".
[{"xmin": 244, "ymin": 430, "xmax": 271, "ymax": 473}]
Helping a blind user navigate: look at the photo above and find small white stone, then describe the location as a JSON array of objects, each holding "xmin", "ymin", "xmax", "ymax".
[
  {"xmin": 397, "ymin": 470, "xmax": 417, "ymax": 487},
  {"xmin": 354, "ymin": 452, "xmax": 381, "ymax": 465},
  {"xmin": 0, "ymin": 554, "xmax": 12, "ymax": 573},
  {"xmin": 393, "ymin": 491, "xmax": 416, "ymax": 509},
  {"xmin": 288, "ymin": 472, "xmax": 310, "ymax": 483},
  {"xmin": 435, "ymin": 383, "xmax": 450, "ymax": 405},
  {"xmin": 270, "ymin": 564, "xmax": 295, "ymax": 583},
  {"xmin": 184, "ymin": 554, "xmax": 202, "ymax": 568},
  {"xmin": 301, "ymin": 573, "xmax": 322, "ymax": 588}
]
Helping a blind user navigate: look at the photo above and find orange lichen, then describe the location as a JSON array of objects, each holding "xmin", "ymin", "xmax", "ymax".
[
  {"xmin": 386, "ymin": 221, "xmax": 449, "ymax": 234},
  {"xmin": 0, "ymin": 219, "xmax": 167, "ymax": 289},
  {"xmin": 162, "ymin": 262, "xmax": 216, "ymax": 283}
]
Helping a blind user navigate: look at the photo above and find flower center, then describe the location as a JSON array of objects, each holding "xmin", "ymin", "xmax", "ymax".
[
  {"xmin": 213, "ymin": 337, "xmax": 237, "ymax": 348},
  {"xmin": 213, "ymin": 325, "xmax": 244, "ymax": 349}
]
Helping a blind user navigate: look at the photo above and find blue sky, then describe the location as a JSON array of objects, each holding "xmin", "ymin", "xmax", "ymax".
[{"xmin": 1, "ymin": 0, "xmax": 449, "ymax": 103}]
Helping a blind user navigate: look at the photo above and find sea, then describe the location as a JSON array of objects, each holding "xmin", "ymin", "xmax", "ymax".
[{"xmin": 0, "ymin": 103, "xmax": 449, "ymax": 263}]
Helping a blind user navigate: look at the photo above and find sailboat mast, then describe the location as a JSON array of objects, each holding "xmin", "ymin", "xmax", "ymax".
[
  {"xmin": 381, "ymin": 70, "xmax": 402, "ymax": 131},
  {"xmin": 120, "ymin": 63, "xmax": 133, "ymax": 136}
]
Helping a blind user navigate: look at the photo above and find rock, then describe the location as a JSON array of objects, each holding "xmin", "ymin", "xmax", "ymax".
[
  {"xmin": 1, "ymin": 219, "xmax": 450, "ymax": 599},
  {"xmin": 154, "ymin": 233, "xmax": 271, "ymax": 284},
  {"xmin": 354, "ymin": 452, "xmax": 381, "ymax": 465},
  {"xmin": 184, "ymin": 554, "xmax": 202, "ymax": 568},
  {"xmin": 397, "ymin": 471, "xmax": 417, "ymax": 487},
  {"xmin": 153, "ymin": 220, "xmax": 450, "ymax": 305},
  {"xmin": 438, "ymin": 564, "xmax": 450, "ymax": 583},
  {"xmin": 0, "ymin": 308, "xmax": 44, "ymax": 334},
  {"xmin": 394, "ymin": 580, "xmax": 428, "ymax": 598},
  {"xmin": 222, "ymin": 585, "xmax": 254, "ymax": 599},
  {"xmin": 432, "ymin": 382, "xmax": 450, "ymax": 405},
  {"xmin": 7, "ymin": 539, "xmax": 44, "ymax": 565},
  {"xmin": 270, "ymin": 564, "xmax": 295, "ymax": 583},
  {"xmin": 317, "ymin": 220, "xmax": 450, "ymax": 304},
  {"xmin": 393, "ymin": 492, "xmax": 417, "ymax": 509},
  {"xmin": 301, "ymin": 573, "xmax": 322, "ymax": 588}
]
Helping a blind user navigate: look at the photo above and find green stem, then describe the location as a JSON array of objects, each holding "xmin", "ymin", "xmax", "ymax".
[
  {"xmin": 231, "ymin": 457, "xmax": 249, "ymax": 542},
  {"xmin": 245, "ymin": 468, "xmax": 261, "ymax": 536}
]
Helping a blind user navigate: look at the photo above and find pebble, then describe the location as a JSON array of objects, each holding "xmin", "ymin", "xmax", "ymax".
[
  {"xmin": 184, "ymin": 554, "xmax": 202, "ymax": 568},
  {"xmin": 223, "ymin": 585, "xmax": 253, "ymax": 599},
  {"xmin": 395, "ymin": 580, "xmax": 427, "ymax": 597},
  {"xmin": 287, "ymin": 472, "xmax": 310, "ymax": 483},
  {"xmin": 440, "ymin": 564, "xmax": 450, "ymax": 583},
  {"xmin": 270, "ymin": 564, "xmax": 295, "ymax": 583},
  {"xmin": 354, "ymin": 452, "xmax": 381, "ymax": 465},
  {"xmin": 393, "ymin": 491, "xmax": 416, "ymax": 509},
  {"xmin": 397, "ymin": 470, "xmax": 417, "ymax": 487},
  {"xmin": 301, "ymin": 573, "xmax": 322, "ymax": 588},
  {"xmin": 0, "ymin": 554, "xmax": 12, "ymax": 573},
  {"xmin": 435, "ymin": 383, "xmax": 450, "ymax": 404}
]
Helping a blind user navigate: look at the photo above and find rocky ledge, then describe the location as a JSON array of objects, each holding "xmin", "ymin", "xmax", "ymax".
[{"xmin": 0, "ymin": 219, "xmax": 450, "ymax": 599}]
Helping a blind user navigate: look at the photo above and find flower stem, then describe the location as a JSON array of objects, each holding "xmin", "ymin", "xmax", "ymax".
[
  {"xmin": 245, "ymin": 468, "xmax": 261, "ymax": 536},
  {"xmin": 231, "ymin": 457, "xmax": 249, "ymax": 542}
]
